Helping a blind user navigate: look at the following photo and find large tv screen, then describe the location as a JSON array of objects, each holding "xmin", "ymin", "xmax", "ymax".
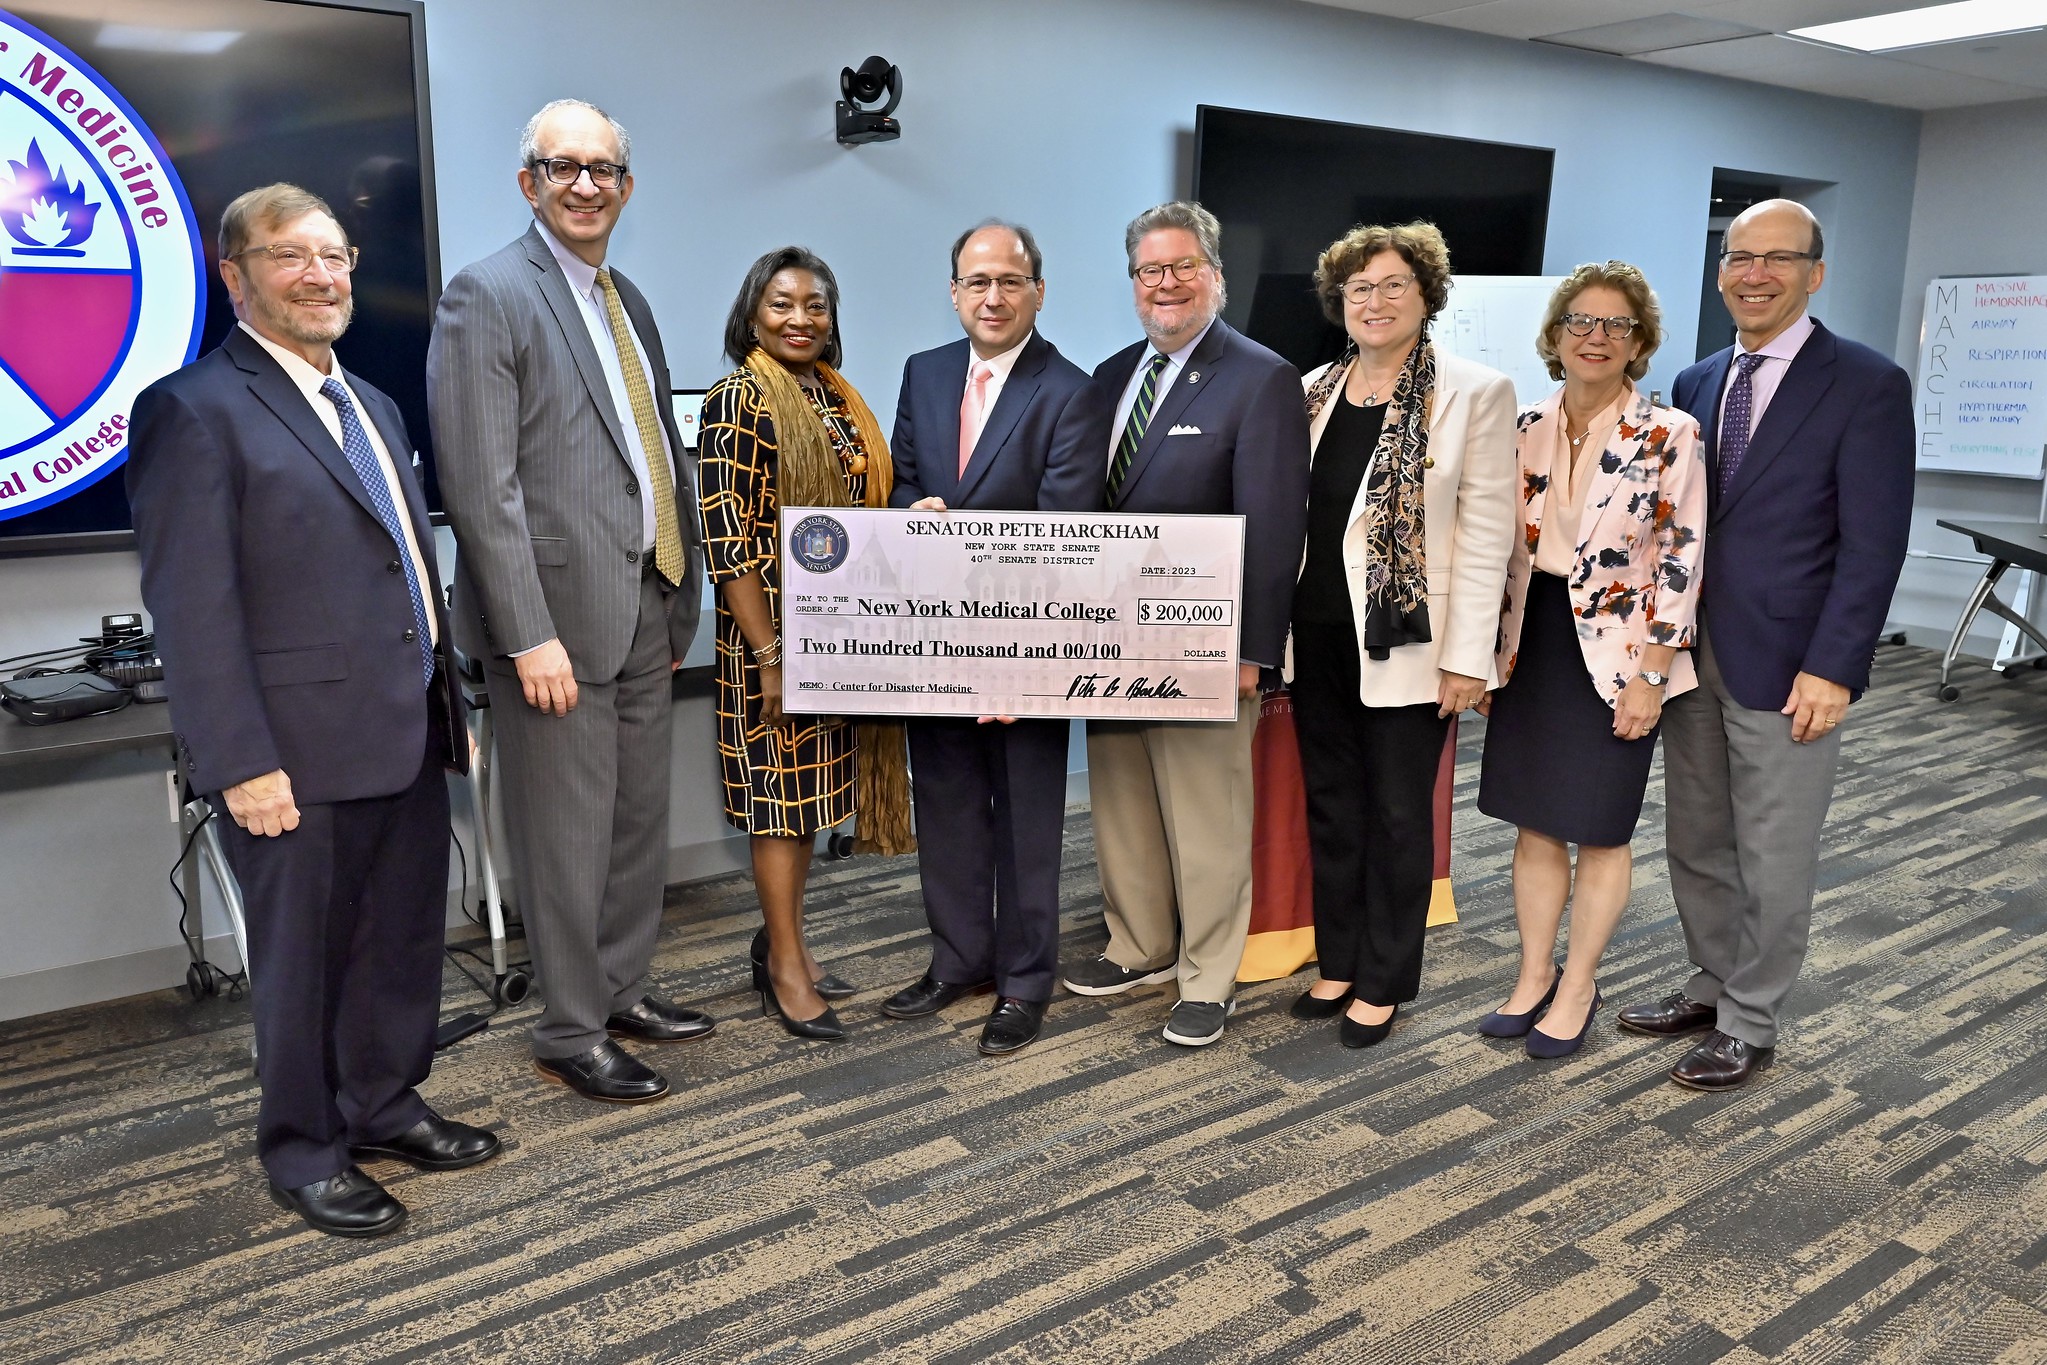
[
  {"xmin": 1193, "ymin": 106, "xmax": 1553, "ymax": 373},
  {"xmin": 0, "ymin": 0, "xmax": 435, "ymax": 552}
]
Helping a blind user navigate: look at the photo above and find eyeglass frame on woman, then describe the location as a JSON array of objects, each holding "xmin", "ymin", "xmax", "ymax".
[
  {"xmin": 1718, "ymin": 250, "xmax": 1816, "ymax": 274},
  {"xmin": 1557, "ymin": 312, "xmax": 1640, "ymax": 339},
  {"xmin": 1341, "ymin": 274, "xmax": 1415, "ymax": 305},
  {"xmin": 1131, "ymin": 257, "xmax": 1210, "ymax": 288},
  {"xmin": 952, "ymin": 274, "xmax": 1041, "ymax": 297},
  {"xmin": 229, "ymin": 242, "xmax": 360, "ymax": 274},
  {"xmin": 529, "ymin": 157, "xmax": 628, "ymax": 189}
]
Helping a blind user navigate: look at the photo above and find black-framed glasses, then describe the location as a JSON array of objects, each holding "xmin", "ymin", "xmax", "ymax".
[
  {"xmin": 530, "ymin": 157, "xmax": 627, "ymax": 189},
  {"xmin": 1559, "ymin": 313, "xmax": 1640, "ymax": 339},
  {"xmin": 1342, "ymin": 274, "xmax": 1414, "ymax": 305},
  {"xmin": 953, "ymin": 274, "xmax": 1040, "ymax": 297},
  {"xmin": 1132, "ymin": 257, "xmax": 1209, "ymax": 288},
  {"xmin": 1719, "ymin": 250, "xmax": 1816, "ymax": 274},
  {"xmin": 231, "ymin": 242, "xmax": 359, "ymax": 274}
]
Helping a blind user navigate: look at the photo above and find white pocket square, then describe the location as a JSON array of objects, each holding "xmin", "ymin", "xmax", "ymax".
[{"xmin": 1167, "ymin": 423, "xmax": 1202, "ymax": 435}]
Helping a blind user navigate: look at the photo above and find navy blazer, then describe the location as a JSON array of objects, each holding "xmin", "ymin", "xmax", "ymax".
[
  {"xmin": 890, "ymin": 331, "xmax": 1108, "ymax": 514},
  {"xmin": 1672, "ymin": 318, "xmax": 1913, "ymax": 710},
  {"xmin": 1094, "ymin": 319, "xmax": 1310, "ymax": 667},
  {"xmin": 129, "ymin": 326, "xmax": 466, "ymax": 804}
]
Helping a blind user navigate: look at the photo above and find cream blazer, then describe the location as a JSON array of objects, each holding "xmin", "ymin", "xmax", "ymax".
[
  {"xmin": 1287, "ymin": 349, "xmax": 1520, "ymax": 708},
  {"xmin": 1494, "ymin": 386, "xmax": 1707, "ymax": 705}
]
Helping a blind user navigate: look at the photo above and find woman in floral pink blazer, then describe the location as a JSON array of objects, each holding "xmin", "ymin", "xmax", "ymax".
[{"xmin": 1474, "ymin": 261, "xmax": 1707, "ymax": 1059}]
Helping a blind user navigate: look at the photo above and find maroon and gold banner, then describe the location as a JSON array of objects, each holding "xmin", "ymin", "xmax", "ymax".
[{"xmin": 1238, "ymin": 689, "xmax": 1459, "ymax": 982}]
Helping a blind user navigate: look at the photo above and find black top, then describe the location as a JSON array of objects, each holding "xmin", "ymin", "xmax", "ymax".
[{"xmin": 1293, "ymin": 396, "xmax": 1387, "ymax": 625}]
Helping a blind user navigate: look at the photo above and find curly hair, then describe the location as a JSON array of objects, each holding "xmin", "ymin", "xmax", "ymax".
[
  {"xmin": 1314, "ymin": 221, "xmax": 1451, "ymax": 326},
  {"xmin": 1534, "ymin": 261, "xmax": 1663, "ymax": 382}
]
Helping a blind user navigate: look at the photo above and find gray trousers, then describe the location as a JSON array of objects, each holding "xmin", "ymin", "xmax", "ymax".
[
  {"xmin": 1660, "ymin": 633, "xmax": 1844, "ymax": 1049},
  {"xmin": 488, "ymin": 570, "xmax": 676, "ymax": 1057}
]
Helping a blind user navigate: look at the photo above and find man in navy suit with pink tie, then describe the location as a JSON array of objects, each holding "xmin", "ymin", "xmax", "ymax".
[
  {"xmin": 1619, "ymin": 200, "xmax": 1914, "ymax": 1090},
  {"xmin": 881, "ymin": 221, "xmax": 1110, "ymax": 1055}
]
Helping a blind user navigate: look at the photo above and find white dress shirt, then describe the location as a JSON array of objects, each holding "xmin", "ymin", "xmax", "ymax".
[
  {"xmin": 1716, "ymin": 312, "xmax": 1815, "ymax": 446},
  {"xmin": 536, "ymin": 220, "xmax": 677, "ymax": 554},
  {"xmin": 962, "ymin": 331, "xmax": 1033, "ymax": 453},
  {"xmin": 238, "ymin": 321, "xmax": 436, "ymax": 646},
  {"xmin": 1107, "ymin": 318, "xmax": 1215, "ymax": 469}
]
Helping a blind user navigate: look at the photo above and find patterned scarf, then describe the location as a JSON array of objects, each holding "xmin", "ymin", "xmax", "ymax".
[
  {"xmin": 1302, "ymin": 334, "xmax": 1437, "ymax": 659},
  {"xmin": 744, "ymin": 348, "xmax": 915, "ymax": 857}
]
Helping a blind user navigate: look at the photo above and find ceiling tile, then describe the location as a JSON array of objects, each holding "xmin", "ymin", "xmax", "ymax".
[
  {"xmin": 1423, "ymin": 0, "xmax": 1687, "ymax": 40},
  {"xmin": 1636, "ymin": 32, "xmax": 2047, "ymax": 108},
  {"xmin": 1880, "ymin": 29, "xmax": 2047, "ymax": 91},
  {"xmin": 1539, "ymin": 13, "xmax": 1769, "ymax": 55}
]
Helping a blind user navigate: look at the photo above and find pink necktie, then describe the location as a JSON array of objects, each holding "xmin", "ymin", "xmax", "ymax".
[{"xmin": 959, "ymin": 361, "xmax": 992, "ymax": 478}]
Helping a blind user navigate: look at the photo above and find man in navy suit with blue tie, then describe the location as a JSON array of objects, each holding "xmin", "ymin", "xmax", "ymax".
[
  {"xmin": 1618, "ymin": 200, "xmax": 1913, "ymax": 1090},
  {"xmin": 881, "ymin": 221, "xmax": 1110, "ymax": 1055},
  {"xmin": 130, "ymin": 185, "xmax": 497, "ymax": 1237}
]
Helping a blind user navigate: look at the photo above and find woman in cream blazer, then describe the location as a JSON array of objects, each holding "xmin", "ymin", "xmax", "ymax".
[
  {"xmin": 1475, "ymin": 261, "xmax": 1706, "ymax": 1059},
  {"xmin": 1285, "ymin": 222, "xmax": 1518, "ymax": 1049}
]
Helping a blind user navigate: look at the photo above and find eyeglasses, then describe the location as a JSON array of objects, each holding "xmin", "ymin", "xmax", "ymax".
[
  {"xmin": 1342, "ymin": 274, "xmax": 1414, "ymax": 305},
  {"xmin": 953, "ymin": 274, "xmax": 1040, "ymax": 297},
  {"xmin": 232, "ymin": 242, "xmax": 359, "ymax": 274},
  {"xmin": 1559, "ymin": 313, "xmax": 1640, "ymax": 339},
  {"xmin": 1719, "ymin": 250, "xmax": 1816, "ymax": 275},
  {"xmin": 530, "ymin": 157, "xmax": 627, "ymax": 189},
  {"xmin": 1131, "ymin": 257, "xmax": 1209, "ymax": 288}
]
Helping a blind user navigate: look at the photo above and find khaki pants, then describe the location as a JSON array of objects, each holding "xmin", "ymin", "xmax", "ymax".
[{"xmin": 1084, "ymin": 695, "xmax": 1260, "ymax": 1003}]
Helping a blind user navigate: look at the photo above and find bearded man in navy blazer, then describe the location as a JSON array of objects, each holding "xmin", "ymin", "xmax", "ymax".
[
  {"xmin": 880, "ymin": 221, "xmax": 1110, "ymax": 1056},
  {"xmin": 1618, "ymin": 200, "xmax": 1913, "ymax": 1090},
  {"xmin": 129, "ymin": 185, "xmax": 496, "ymax": 1239},
  {"xmin": 1063, "ymin": 201, "xmax": 1311, "ymax": 1047}
]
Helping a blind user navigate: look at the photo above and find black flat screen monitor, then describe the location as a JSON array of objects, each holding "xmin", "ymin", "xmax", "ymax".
[
  {"xmin": 0, "ymin": 0, "xmax": 435, "ymax": 553},
  {"xmin": 1192, "ymin": 106, "xmax": 1553, "ymax": 373}
]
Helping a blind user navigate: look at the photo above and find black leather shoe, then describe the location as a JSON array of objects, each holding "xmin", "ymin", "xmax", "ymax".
[
  {"xmin": 882, "ymin": 971, "xmax": 996, "ymax": 1020},
  {"xmin": 1616, "ymin": 990, "xmax": 1717, "ymax": 1037},
  {"xmin": 1289, "ymin": 986, "xmax": 1351, "ymax": 1020},
  {"xmin": 535, "ymin": 1040, "xmax": 669, "ymax": 1103},
  {"xmin": 978, "ymin": 997, "xmax": 1046, "ymax": 1056},
  {"xmin": 753, "ymin": 927, "xmax": 859, "ymax": 999},
  {"xmin": 1668, "ymin": 1030, "xmax": 1774, "ymax": 1092},
  {"xmin": 606, "ymin": 995, "xmax": 716, "ymax": 1043},
  {"xmin": 1339, "ymin": 1003, "xmax": 1399, "ymax": 1050},
  {"xmin": 268, "ymin": 1165, "xmax": 406, "ymax": 1238},
  {"xmin": 350, "ymin": 1111, "xmax": 502, "ymax": 1171}
]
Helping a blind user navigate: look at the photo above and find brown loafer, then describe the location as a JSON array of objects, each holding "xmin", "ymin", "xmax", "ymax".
[
  {"xmin": 1616, "ymin": 991, "xmax": 1717, "ymax": 1037},
  {"xmin": 1668, "ymin": 1030, "xmax": 1774, "ymax": 1092}
]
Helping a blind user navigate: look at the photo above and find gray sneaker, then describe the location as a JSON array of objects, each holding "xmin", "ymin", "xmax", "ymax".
[
  {"xmin": 1163, "ymin": 998, "xmax": 1236, "ymax": 1046},
  {"xmin": 1062, "ymin": 954, "xmax": 1176, "ymax": 996}
]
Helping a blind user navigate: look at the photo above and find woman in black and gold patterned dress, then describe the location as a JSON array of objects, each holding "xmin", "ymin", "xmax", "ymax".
[{"xmin": 698, "ymin": 247, "xmax": 914, "ymax": 1042}]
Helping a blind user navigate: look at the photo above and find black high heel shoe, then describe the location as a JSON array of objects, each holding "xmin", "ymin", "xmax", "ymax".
[
  {"xmin": 752, "ymin": 929, "xmax": 858, "ymax": 1000},
  {"xmin": 752, "ymin": 959, "xmax": 848, "ymax": 1041},
  {"xmin": 1477, "ymin": 963, "xmax": 1562, "ymax": 1038}
]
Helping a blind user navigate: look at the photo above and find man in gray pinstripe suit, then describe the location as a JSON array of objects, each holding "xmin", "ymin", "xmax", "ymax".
[{"xmin": 430, "ymin": 99, "xmax": 707, "ymax": 1104}]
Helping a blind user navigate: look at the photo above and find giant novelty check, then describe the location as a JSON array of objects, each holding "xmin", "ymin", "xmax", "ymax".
[{"xmin": 778, "ymin": 507, "xmax": 1245, "ymax": 720}]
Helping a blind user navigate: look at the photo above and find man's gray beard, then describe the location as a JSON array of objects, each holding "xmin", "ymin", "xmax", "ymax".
[
  {"xmin": 255, "ymin": 290, "xmax": 354, "ymax": 346},
  {"xmin": 1140, "ymin": 300, "xmax": 1221, "ymax": 351}
]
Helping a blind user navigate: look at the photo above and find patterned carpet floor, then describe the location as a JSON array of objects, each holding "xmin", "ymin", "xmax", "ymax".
[{"xmin": 2, "ymin": 643, "xmax": 2045, "ymax": 1364}]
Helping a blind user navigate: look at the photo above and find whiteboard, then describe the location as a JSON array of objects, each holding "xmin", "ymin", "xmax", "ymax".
[
  {"xmin": 1433, "ymin": 274, "xmax": 1565, "ymax": 408},
  {"xmin": 1915, "ymin": 275, "xmax": 2047, "ymax": 479}
]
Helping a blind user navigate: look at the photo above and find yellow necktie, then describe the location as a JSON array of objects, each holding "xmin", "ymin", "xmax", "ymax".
[{"xmin": 597, "ymin": 268, "xmax": 685, "ymax": 586}]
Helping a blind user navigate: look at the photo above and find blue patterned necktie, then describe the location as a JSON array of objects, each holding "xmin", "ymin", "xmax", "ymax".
[
  {"xmin": 319, "ymin": 377, "xmax": 435, "ymax": 689},
  {"xmin": 1717, "ymin": 352, "xmax": 1767, "ymax": 495},
  {"xmin": 1107, "ymin": 352, "xmax": 1170, "ymax": 501}
]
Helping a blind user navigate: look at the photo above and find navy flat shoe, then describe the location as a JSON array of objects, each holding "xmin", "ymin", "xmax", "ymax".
[{"xmin": 1477, "ymin": 964, "xmax": 1561, "ymax": 1038}]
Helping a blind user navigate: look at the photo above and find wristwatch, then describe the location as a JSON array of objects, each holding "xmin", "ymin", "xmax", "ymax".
[{"xmin": 1638, "ymin": 669, "xmax": 1668, "ymax": 688}]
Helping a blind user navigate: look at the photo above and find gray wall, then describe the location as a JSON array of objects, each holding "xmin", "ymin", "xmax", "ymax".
[
  {"xmin": 1, "ymin": 0, "xmax": 1926, "ymax": 1018},
  {"xmin": 1890, "ymin": 96, "xmax": 2047, "ymax": 652}
]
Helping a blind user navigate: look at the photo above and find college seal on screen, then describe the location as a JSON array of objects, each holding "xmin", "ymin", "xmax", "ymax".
[
  {"xmin": 790, "ymin": 513, "xmax": 850, "ymax": 573},
  {"xmin": 0, "ymin": 13, "xmax": 203, "ymax": 521}
]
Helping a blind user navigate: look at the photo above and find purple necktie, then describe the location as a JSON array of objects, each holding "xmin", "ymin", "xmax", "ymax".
[{"xmin": 1717, "ymin": 352, "xmax": 1767, "ymax": 495}]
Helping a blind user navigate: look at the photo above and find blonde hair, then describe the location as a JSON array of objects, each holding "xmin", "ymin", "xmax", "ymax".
[{"xmin": 1535, "ymin": 261, "xmax": 1663, "ymax": 382}]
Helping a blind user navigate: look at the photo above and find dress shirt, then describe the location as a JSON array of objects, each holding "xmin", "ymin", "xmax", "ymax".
[
  {"xmin": 536, "ymin": 220, "xmax": 676, "ymax": 554},
  {"xmin": 1107, "ymin": 318, "xmax": 1214, "ymax": 469},
  {"xmin": 1715, "ymin": 312, "xmax": 1814, "ymax": 449},
  {"xmin": 237, "ymin": 321, "xmax": 436, "ymax": 646},
  {"xmin": 962, "ymin": 331, "xmax": 1032, "ymax": 453},
  {"xmin": 1533, "ymin": 384, "xmax": 1628, "ymax": 579}
]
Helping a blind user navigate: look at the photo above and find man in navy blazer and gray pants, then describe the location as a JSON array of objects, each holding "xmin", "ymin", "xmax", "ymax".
[
  {"xmin": 1618, "ymin": 200, "xmax": 1914, "ymax": 1090},
  {"xmin": 130, "ymin": 184, "xmax": 497, "ymax": 1239},
  {"xmin": 882, "ymin": 221, "xmax": 1110, "ymax": 1056},
  {"xmin": 1064, "ymin": 202, "xmax": 1311, "ymax": 1047}
]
